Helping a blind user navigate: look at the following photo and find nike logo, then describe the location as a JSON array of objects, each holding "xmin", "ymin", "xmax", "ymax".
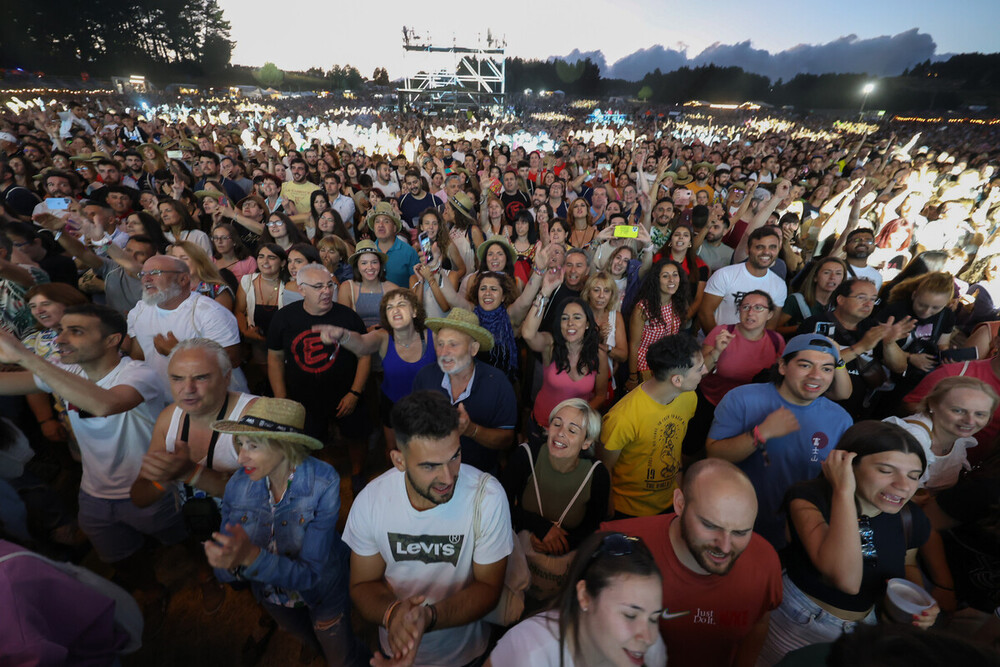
[{"xmin": 660, "ymin": 610, "xmax": 691, "ymax": 620}]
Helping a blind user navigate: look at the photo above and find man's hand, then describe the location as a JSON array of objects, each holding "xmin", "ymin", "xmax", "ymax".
[
  {"xmin": 758, "ymin": 406, "xmax": 799, "ymax": 441},
  {"xmin": 40, "ymin": 418, "xmax": 68, "ymax": 442},
  {"xmin": 31, "ymin": 212, "xmax": 67, "ymax": 231},
  {"xmin": 153, "ymin": 332, "xmax": 180, "ymax": 357},
  {"xmin": 336, "ymin": 391, "xmax": 359, "ymax": 418},
  {"xmin": 908, "ymin": 353, "xmax": 937, "ymax": 373},
  {"xmin": 456, "ymin": 403, "xmax": 471, "ymax": 436},
  {"xmin": 140, "ymin": 438, "xmax": 196, "ymax": 483},
  {"xmin": 385, "ymin": 595, "xmax": 429, "ymax": 661}
]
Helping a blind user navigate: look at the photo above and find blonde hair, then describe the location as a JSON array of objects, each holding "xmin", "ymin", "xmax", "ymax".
[
  {"xmin": 582, "ymin": 270, "xmax": 619, "ymax": 313},
  {"xmin": 919, "ymin": 376, "xmax": 1000, "ymax": 416},
  {"xmin": 236, "ymin": 436, "xmax": 309, "ymax": 467},
  {"xmin": 170, "ymin": 240, "xmax": 226, "ymax": 287},
  {"xmin": 888, "ymin": 271, "xmax": 954, "ymax": 303}
]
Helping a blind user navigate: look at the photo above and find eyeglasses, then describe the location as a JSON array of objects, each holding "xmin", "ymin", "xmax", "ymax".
[
  {"xmin": 739, "ymin": 304, "xmax": 769, "ymax": 313},
  {"xmin": 848, "ymin": 294, "xmax": 880, "ymax": 305},
  {"xmin": 210, "ymin": 235, "xmax": 232, "ymax": 242},
  {"xmin": 858, "ymin": 516, "xmax": 878, "ymax": 565},
  {"xmin": 266, "ymin": 220, "xmax": 284, "ymax": 227},
  {"xmin": 300, "ymin": 281, "xmax": 336, "ymax": 291},
  {"xmin": 137, "ymin": 269, "xmax": 186, "ymax": 278}
]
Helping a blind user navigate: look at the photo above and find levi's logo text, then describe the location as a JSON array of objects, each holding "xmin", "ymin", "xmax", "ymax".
[{"xmin": 389, "ymin": 533, "xmax": 464, "ymax": 566}]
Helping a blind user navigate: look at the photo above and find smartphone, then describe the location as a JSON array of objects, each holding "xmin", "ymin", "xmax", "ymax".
[
  {"xmin": 47, "ymin": 197, "xmax": 72, "ymax": 210},
  {"xmin": 940, "ymin": 347, "xmax": 978, "ymax": 364},
  {"xmin": 167, "ymin": 150, "xmax": 183, "ymax": 159},
  {"xmin": 614, "ymin": 225, "xmax": 639, "ymax": 239},
  {"xmin": 418, "ymin": 232, "xmax": 432, "ymax": 262},
  {"xmin": 815, "ymin": 322, "xmax": 836, "ymax": 337}
]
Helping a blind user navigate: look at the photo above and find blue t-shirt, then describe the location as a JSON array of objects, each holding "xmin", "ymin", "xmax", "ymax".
[
  {"xmin": 708, "ymin": 383, "xmax": 852, "ymax": 549},
  {"xmin": 412, "ymin": 360, "xmax": 517, "ymax": 473},
  {"xmin": 383, "ymin": 238, "xmax": 420, "ymax": 288}
]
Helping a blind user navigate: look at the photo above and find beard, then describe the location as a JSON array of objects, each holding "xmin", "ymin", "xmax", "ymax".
[
  {"xmin": 405, "ymin": 468, "xmax": 457, "ymax": 506},
  {"xmin": 437, "ymin": 354, "xmax": 472, "ymax": 376},
  {"xmin": 679, "ymin": 513, "xmax": 742, "ymax": 575},
  {"xmin": 142, "ymin": 282, "xmax": 185, "ymax": 306}
]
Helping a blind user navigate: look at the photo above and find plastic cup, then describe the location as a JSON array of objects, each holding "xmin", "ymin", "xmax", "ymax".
[{"xmin": 884, "ymin": 578, "xmax": 934, "ymax": 623}]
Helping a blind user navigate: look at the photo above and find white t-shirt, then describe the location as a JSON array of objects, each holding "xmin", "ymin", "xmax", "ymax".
[
  {"xmin": 127, "ymin": 292, "xmax": 246, "ymax": 396},
  {"xmin": 343, "ymin": 465, "xmax": 514, "ymax": 667},
  {"xmin": 848, "ymin": 263, "xmax": 883, "ymax": 291},
  {"xmin": 36, "ymin": 358, "xmax": 164, "ymax": 499},
  {"xmin": 883, "ymin": 414, "xmax": 976, "ymax": 492},
  {"xmin": 704, "ymin": 262, "xmax": 788, "ymax": 326},
  {"xmin": 489, "ymin": 610, "xmax": 666, "ymax": 667}
]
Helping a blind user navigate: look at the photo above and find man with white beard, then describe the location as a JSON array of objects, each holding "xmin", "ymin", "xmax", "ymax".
[{"xmin": 125, "ymin": 255, "xmax": 247, "ymax": 396}]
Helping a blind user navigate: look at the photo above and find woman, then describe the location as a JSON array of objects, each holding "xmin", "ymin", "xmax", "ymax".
[
  {"xmin": 159, "ymin": 198, "xmax": 211, "ymax": 255},
  {"xmin": 138, "ymin": 190, "xmax": 160, "ymax": 218},
  {"xmin": 236, "ymin": 244, "xmax": 303, "ymax": 391},
  {"xmin": 567, "ymin": 198, "xmax": 598, "ymax": 251},
  {"xmin": 581, "ymin": 272, "xmax": 628, "ymax": 394},
  {"xmin": 780, "ymin": 257, "xmax": 847, "ymax": 335},
  {"xmin": 547, "ymin": 217, "xmax": 571, "ymax": 249},
  {"xmin": 596, "ymin": 236, "xmax": 654, "ymax": 315},
  {"xmin": 414, "ymin": 208, "xmax": 466, "ymax": 279},
  {"xmin": 285, "ymin": 243, "xmax": 322, "ymax": 298},
  {"xmin": 208, "ymin": 398, "xmax": 364, "ymax": 666},
  {"xmin": 337, "ymin": 240, "xmax": 400, "ymax": 330},
  {"xmin": 210, "ymin": 222, "xmax": 257, "ymax": 281},
  {"xmin": 684, "ymin": 291, "xmax": 785, "ymax": 458},
  {"xmin": 304, "ymin": 190, "xmax": 332, "ymax": 240},
  {"xmin": 882, "ymin": 271, "xmax": 956, "ymax": 392},
  {"xmin": 627, "ymin": 259, "xmax": 690, "ymax": 390},
  {"xmin": 512, "ymin": 211, "xmax": 540, "ymax": 285},
  {"xmin": 661, "ymin": 225, "xmax": 708, "ymax": 322},
  {"xmin": 168, "ymin": 241, "xmax": 235, "ymax": 312},
  {"xmin": 124, "ymin": 211, "xmax": 171, "ymax": 253},
  {"xmin": 459, "ymin": 236, "xmax": 522, "ymax": 297},
  {"xmin": 522, "ymin": 294, "xmax": 610, "ymax": 444},
  {"xmin": 482, "ymin": 195, "xmax": 511, "ymax": 239},
  {"xmin": 757, "ymin": 421, "xmax": 942, "ymax": 665},
  {"xmin": 317, "ymin": 236, "xmax": 353, "ymax": 284},
  {"xmin": 884, "ymin": 377, "xmax": 999, "ymax": 492},
  {"xmin": 486, "ymin": 531, "xmax": 667, "ymax": 667},
  {"xmin": 313, "ymin": 208, "xmax": 354, "ymax": 248},
  {"xmin": 500, "ymin": 400, "xmax": 611, "ymax": 601},
  {"xmin": 312, "ymin": 289, "xmax": 436, "ymax": 456},
  {"xmin": 220, "ymin": 195, "xmax": 266, "ymax": 248},
  {"xmin": 957, "ymin": 252, "xmax": 1000, "ymax": 330},
  {"xmin": 262, "ymin": 211, "xmax": 309, "ymax": 252}
]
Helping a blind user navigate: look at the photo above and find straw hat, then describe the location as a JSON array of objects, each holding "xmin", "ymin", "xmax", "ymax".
[
  {"xmin": 673, "ymin": 166, "xmax": 693, "ymax": 185},
  {"xmin": 212, "ymin": 397, "xmax": 323, "ymax": 450},
  {"xmin": 365, "ymin": 201, "xmax": 403, "ymax": 233},
  {"xmin": 476, "ymin": 236, "xmax": 517, "ymax": 270},
  {"xmin": 693, "ymin": 161, "xmax": 715, "ymax": 175},
  {"xmin": 425, "ymin": 308, "xmax": 494, "ymax": 351},
  {"xmin": 348, "ymin": 239, "xmax": 387, "ymax": 267},
  {"xmin": 448, "ymin": 191, "xmax": 477, "ymax": 223},
  {"xmin": 138, "ymin": 142, "xmax": 166, "ymax": 161}
]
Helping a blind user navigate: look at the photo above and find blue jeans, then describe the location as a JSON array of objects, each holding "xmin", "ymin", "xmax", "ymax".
[
  {"xmin": 262, "ymin": 600, "xmax": 367, "ymax": 667},
  {"xmin": 756, "ymin": 573, "xmax": 876, "ymax": 667}
]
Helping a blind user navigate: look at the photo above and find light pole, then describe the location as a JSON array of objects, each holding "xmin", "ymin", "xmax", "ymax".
[{"xmin": 859, "ymin": 82, "xmax": 875, "ymax": 119}]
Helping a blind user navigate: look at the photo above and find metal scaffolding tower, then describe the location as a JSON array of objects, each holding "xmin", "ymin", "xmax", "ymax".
[{"xmin": 398, "ymin": 27, "xmax": 506, "ymax": 112}]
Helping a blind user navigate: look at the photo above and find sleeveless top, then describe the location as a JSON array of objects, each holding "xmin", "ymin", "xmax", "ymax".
[
  {"xmin": 352, "ymin": 283, "xmax": 384, "ymax": 328},
  {"xmin": 164, "ymin": 392, "xmax": 256, "ymax": 474},
  {"xmin": 532, "ymin": 362, "xmax": 597, "ymax": 427},
  {"xmin": 381, "ymin": 330, "xmax": 437, "ymax": 402},
  {"xmin": 421, "ymin": 269, "xmax": 452, "ymax": 319}
]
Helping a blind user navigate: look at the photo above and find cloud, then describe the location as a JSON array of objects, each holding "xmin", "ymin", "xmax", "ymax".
[{"xmin": 557, "ymin": 29, "xmax": 939, "ymax": 81}]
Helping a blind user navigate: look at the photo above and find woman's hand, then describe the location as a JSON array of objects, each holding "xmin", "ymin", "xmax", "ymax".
[
  {"xmin": 204, "ymin": 523, "xmax": 261, "ymax": 570},
  {"xmin": 822, "ymin": 450, "xmax": 857, "ymax": 494},
  {"xmin": 713, "ymin": 328, "xmax": 735, "ymax": 355},
  {"xmin": 540, "ymin": 524, "xmax": 570, "ymax": 555},
  {"xmin": 912, "ymin": 603, "xmax": 940, "ymax": 630},
  {"xmin": 908, "ymin": 353, "xmax": 937, "ymax": 373},
  {"xmin": 311, "ymin": 324, "xmax": 346, "ymax": 344}
]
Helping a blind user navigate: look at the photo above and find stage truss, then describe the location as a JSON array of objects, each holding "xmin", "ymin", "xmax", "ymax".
[{"xmin": 398, "ymin": 28, "xmax": 506, "ymax": 113}]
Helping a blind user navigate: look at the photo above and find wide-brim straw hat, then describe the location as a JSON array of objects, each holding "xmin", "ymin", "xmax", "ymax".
[
  {"xmin": 365, "ymin": 201, "xmax": 403, "ymax": 233},
  {"xmin": 348, "ymin": 239, "xmax": 387, "ymax": 267},
  {"xmin": 425, "ymin": 308, "xmax": 494, "ymax": 352},
  {"xmin": 693, "ymin": 161, "xmax": 715, "ymax": 175},
  {"xmin": 673, "ymin": 167, "xmax": 693, "ymax": 185},
  {"xmin": 448, "ymin": 191, "xmax": 477, "ymax": 223},
  {"xmin": 476, "ymin": 236, "xmax": 517, "ymax": 269},
  {"xmin": 212, "ymin": 397, "xmax": 322, "ymax": 450}
]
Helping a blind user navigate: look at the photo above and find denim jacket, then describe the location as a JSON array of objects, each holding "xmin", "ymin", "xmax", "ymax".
[{"xmin": 214, "ymin": 456, "xmax": 350, "ymax": 615}]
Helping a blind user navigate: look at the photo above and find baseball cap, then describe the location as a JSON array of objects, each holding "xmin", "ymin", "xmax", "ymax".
[{"xmin": 782, "ymin": 334, "xmax": 841, "ymax": 366}]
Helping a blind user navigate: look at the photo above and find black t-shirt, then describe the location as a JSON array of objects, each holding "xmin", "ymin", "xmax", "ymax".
[
  {"xmin": 799, "ymin": 313, "xmax": 885, "ymax": 415},
  {"xmin": 39, "ymin": 252, "xmax": 78, "ymax": 286},
  {"xmin": 500, "ymin": 190, "xmax": 530, "ymax": 224},
  {"xmin": 266, "ymin": 301, "xmax": 365, "ymax": 406},
  {"xmin": 877, "ymin": 300, "xmax": 955, "ymax": 356},
  {"xmin": 784, "ymin": 478, "xmax": 931, "ymax": 612}
]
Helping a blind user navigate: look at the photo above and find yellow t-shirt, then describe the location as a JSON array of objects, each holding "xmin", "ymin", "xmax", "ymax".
[
  {"xmin": 601, "ymin": 386, "xmax": 696, "ymax": 516},
  {"xmin": 281, "ymin": 181, "xmax": 320, "ymax": 216}
]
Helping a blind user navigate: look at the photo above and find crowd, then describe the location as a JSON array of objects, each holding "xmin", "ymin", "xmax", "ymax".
[{"xmin": 1, "ymin": 92, "xmax": 999, "ymax": 667}]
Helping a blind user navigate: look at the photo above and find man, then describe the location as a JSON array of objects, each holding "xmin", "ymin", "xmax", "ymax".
[
  {"xmin": 648, "ymin": 197, "xmax": 676, "ymax": 251},
  {"xmin": 126, "ymin": 255, "xmax": 245, "ymax": 396},
  {"xmin": 367, "ymin": 202, "xmax": 420, "ymax": 287},
  {"xmin": 32, "ymin": 170, "xmax": 78, "ymax": 218},
  {"xmin": 539, "ymin": 248, "xmax": 590, "ymax": 333},
  {"xmin": 706, "ymin": 334, "xmax": 852, "ymax": 548},
  {"xmin": 195, "ymin": 151, "xmax": 244, "ymax": 203},
  {"xmin": 370, "ymin": 160, "xmax": 400, "ymax": 199},
  {"xmin": 697, "ymin": 212, "xmax": 734, "ymax": 271},
  {"xmin": 0, "ymin": 304, "xmax": 181, "ymax": 601},
  {"xmin": 219, "ymin": 156, "xmax": 251, "ymax": 197},
  {"xmin": 267, "ymin": 263, "xmax": 370, "ymax": 485},
  {"xmin": 343, "ymin": 390, "xmax": 512, "ymax": 667},
  {"xmin": 278, "ymin": 157, "xmax": 320, "ymax": 216},
  {"xmin": 116, "ymin": 115, "xmax": 147, "ymax": 145},
  {"xmin": 122, "ymin": 150, "xmax": 153, "ymax": 192},
  {"xmin": 412, "ymin": 309, "xmax": 516, "ymax": 473},
  {"xmin": 602, "ymin": 459, "xmax": 782, "ymax": 667},
  {"xmin": 398, "ymin": 169, "xmax": 443, "ymax": 230},
  {"xmin": 799, "ymin": 278, "xmax": 911, "ymax": 417},
  {"xmin": 95, "ymin": 158, "xmax": 137, "ymax": 190},
  {"xmin": 3, "ymin": 222, "xmax": 76, "ymax": 285},
  {"xmin": 499, "ymin": 170, "xmax": 530, "ymax": 224},
  {"xmin": 322, "ymin": 173, "xmax": 356, "ymax": 230},
  {"xmin": 688, "ymin": 162, "xmax": 715, "ymax": 204},
  {"xmin": 601, "ymin": 335, "xmax": 707, "ymax": 518},
  {"xmin": 837, "ymin": 227, "xmax": 883, "ymax": 290},
  {"xmin": 700, "ymin": 226, "xmax": 787, "ymax": 333},
  {"xmin": 548, "ymin": 179, "xmax": 568, "ymax": 218},
  {"xmin": 59, "ymin": 101, "xmax": 96, "ymax": 139}
]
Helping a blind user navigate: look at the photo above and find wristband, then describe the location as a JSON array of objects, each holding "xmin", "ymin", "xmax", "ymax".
[
  {"xmin": 426, "ymin": 603, "xmax": 438, "ymax": 632},
  {"xmin": 382, "ymin": 600, "xmax": 401, "ymax": 628},
  {"xmin": 533, "ymin": 265, "xmax": 545, "ymax": 276},
  {"xmin": 752, "ymin": 426, "xmax": 771, "ymax": 467},
  {"xmin": 53, "ymin": 230, "xmax": 62, "ymax": 242},
  {"xmin": 348, "ymin": 389, "xmax": 361, "ymax": 398}
]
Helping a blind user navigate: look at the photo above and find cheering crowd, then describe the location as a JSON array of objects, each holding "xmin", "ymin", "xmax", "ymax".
[{"xmin": 1, "ymin": 94, "xmax": 999, "ymax": 666}]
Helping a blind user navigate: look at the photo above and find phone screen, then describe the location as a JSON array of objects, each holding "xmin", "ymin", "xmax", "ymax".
[
  {"xmin": 418, "ymin": 232, "xmax": 432, "ymax": 261},
  {"xmin": 47, "ymin": 197, "xmax": 71, "ymax": 210}
]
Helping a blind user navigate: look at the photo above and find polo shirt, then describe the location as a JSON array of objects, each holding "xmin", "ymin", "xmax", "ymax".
[
  {"xmin": 412, "ymin": 360, "xmax": 516, "ymax": 473},
  {"xmin": 380, "ymin": 237, "xmax": 420, "ymax": 287}
]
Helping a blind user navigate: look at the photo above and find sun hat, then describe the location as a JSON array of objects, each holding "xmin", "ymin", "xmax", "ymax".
[
  {"xmin": 212, "ymin": 397, "xmax": 323, "ymax": 450},
  {"xmin": 672, "ymin": 166, "xmax": 693, "ymax": 185},
  {"xmin": 348, "ymin": 239, "xmax": 387, "ymax": 267},
  {"xmin": 448, "ymin": 191, "xmax": 477, "ymax": 223},
  {"xmin": 425, "ymin": 308, "xmax": 494, "ymax": 352},
  {"xmin": 138, "ymin": 142, "xmax": 166, "ymax": 161},
  {"xmin": 693, "ymin": 161, "xmax": 715, "ymax": 175},
  {"xmin": 365, "ymin": 201, "xmax": 403, "ymax": 233},
  {"xmin": 782, "ymin": 333, "xmax": 842, "ymax": 366},
  {"xmin": 476, "ymin": 236, "xmax": 517, "ymax": 270}
]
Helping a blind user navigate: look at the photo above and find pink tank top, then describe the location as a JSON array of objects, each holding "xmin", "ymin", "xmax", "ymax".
[{"xmin": 533, "ymin": 362, "xmax": 597, "ymax": 427}]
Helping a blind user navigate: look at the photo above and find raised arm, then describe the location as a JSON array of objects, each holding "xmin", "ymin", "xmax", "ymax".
[
  {"xmin": 519, "ymin": 268, "xmax": 562, "ymax": 354},
  {"xmin": 734, "ymin": 180, "xmax": 789, "ymax": 263}
]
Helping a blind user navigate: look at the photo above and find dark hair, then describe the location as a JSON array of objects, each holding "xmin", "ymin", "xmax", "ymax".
[
  {"xmin": 129, "ymin": 211, "xmax": 171, "ymax": 252},
  {"xmin": 646, "ymin": 333, "xmax": 702, "ymax": 382},
  {"xmin": 468, "ymin": 271, "xmax": 516, "ymax": 307},
  {"xmin": 379, "ymin": 288, "xmax": 426, "ymax": 334},
  {"xmin": 836, "ymin": 420, "xmax": 927, "ymax": 473},
  {"xmin": 550, "ymin": 298, "xmax": 601, "ymax": 377},
  {"xmin": 549, "ymin": 532, "xmax": 661, "ymax": 666},
  {"xmin": 263, "ymin": 212, "xmax": 309, "ymax": 246},
  {"xmin": 845, "ymin": 227, "xmax": 875, "ymax": 244},
  {"xmin": 158, "ymin": 198, "xmax": 200, "ymax": 232},
  {"xmin": 832, "ymin": 277, "xmax": 876, "ymax": 305},
  {"xmin": 211, "ymin": 221, "xmax": 251, "ymax": 260},
  {"xmin": 25, "ymin": 283, "xmax": 88, "ymax": 314},
  {"xmin": 747, "ymin": 225, "xmax": 781, "ymax": 245},
  {"xmin": 198, "ymin": 150, "xmax": 220, "ymax": 166},
  {"xmin": 636, "ymin": 258, "xmax": 690, "ymax": 327},
  {"xmin": 309, "ymin": 189, "xmax": 331, "ymax": 221},
  {"xmin": 287, "ymin": 242, "xmax": 321, "ymax": 267},
  {"xmin": 63, "ymin": 303, "xmax": 127, "ymax": 345},
  {"xmin": 256, "ymin": 243, "xmax": 290, "ymax": 281},
  {"xmin": 391, "ymin": 390, "xmax": 460, "ymax": 448},
  {"xmin": 826, "ymin": 623, "xmax": 1000, "ymax": 667},
  {"xmin": 878, "ymin": 251, "xmax": 948, "ymax": 301},
  {"xmin": 734, "ymin": 289, "xmax": 776, "ymax": 311}
]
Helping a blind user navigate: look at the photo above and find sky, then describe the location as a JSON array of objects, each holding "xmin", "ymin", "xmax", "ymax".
[{"xmin": 220, "ymin": 0, "xmax": 1000, "ymax": 81}]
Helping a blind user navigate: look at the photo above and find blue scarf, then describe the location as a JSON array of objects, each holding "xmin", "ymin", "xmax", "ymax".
[{"xmin": 475, "ymin": 305, "xmax": 518, "ymax": 380}]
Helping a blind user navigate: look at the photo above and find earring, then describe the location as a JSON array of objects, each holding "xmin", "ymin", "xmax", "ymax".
[{"xmin": 581, "ymin": 605, "xmax": 589, "ymax": 612}]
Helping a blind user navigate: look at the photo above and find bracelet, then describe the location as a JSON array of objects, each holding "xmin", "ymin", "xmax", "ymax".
[
  {"xmin": 382, "ymin": 600, "xmax": 402, "ymax": 628},
  {"xmin": 53, "ymin": 230, "xmax": 62, "ymax": 242},
  {"xmin": 426, "ymin": 603, "xmax": 438, "ymax": 632},
  {"xmin": 349, "ymin": 389, "xmax": 361, "ymax": 398},
  {"xmin": 186, "ymin": 464, "xmax": 203, "ymax": 487},
  {"xmin": 752, "ymin": 425, "xmax": 766, "ymax": 448},
  {"xmin": 533, "ymin": 265, "xmax": 545, "ymax": 276},
  {"xmin": 471, "ymin": 424, "xmax": 479, "ymax": 439}
]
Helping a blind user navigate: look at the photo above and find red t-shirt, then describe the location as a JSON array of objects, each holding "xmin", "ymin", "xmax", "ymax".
[
  {"xmin": 601, "ymin": 514, "xmax": 782, "ymax": 667},
  {"xmin": 904, "ymin": 359, "xmax": 1000, "ymax": 465},
  {"xmin": 700, "ymin": 326, "xmax": 785, "ymax": 406}
]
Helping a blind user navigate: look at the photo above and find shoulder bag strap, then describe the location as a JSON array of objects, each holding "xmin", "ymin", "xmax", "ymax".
[
  {"xmin": 555, "ymin": 461, "xmax": 602, "ymax": 527},
  {"xmin": 902, "ymin": 417, "xmax": 933, "ymax": 440},
  {"xmin": 180, "ymin": 395, "xmax": 230, "ymax": 471},
  {"xmin": 960, "ymin": 360, "xmax": 970, "ymax": 376},
  {"xmin": 472, "ymin": 473, "xmax": 491, "ymax": 542},
  {"xmin": 520, "ymin": 442, "xmax": 544, "ymax": 516}
]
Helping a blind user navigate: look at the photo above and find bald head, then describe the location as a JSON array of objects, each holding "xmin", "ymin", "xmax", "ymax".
[{"xmin": 681, "ymin": 458, "xmax": 757, "ymax": 513}]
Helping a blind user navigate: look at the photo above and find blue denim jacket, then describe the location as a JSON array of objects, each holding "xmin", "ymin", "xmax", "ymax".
[{"xmin": 214, "ymin": 456, "xmax": 350, "ymax": 616}]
